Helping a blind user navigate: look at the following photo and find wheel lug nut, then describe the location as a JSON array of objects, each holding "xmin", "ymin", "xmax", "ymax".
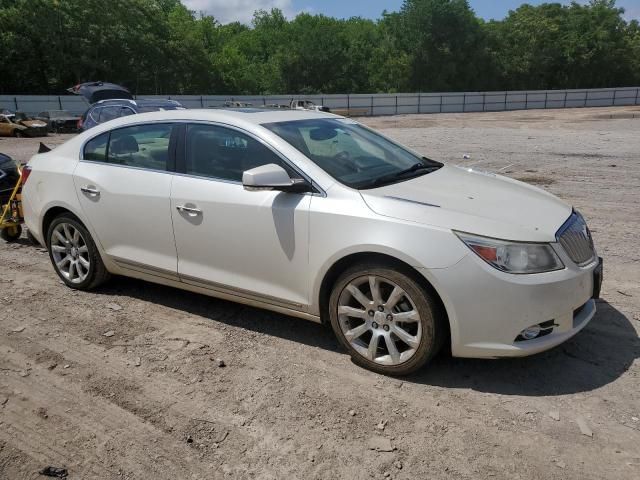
[
  {"xmin": 377, "ymin": 306, "xmax": 384, "ymax": 312},
  {"xmin": 372, "ymin": 322, "xmax": 378, "ymax": 329},
  {"xmin": 383, "ymin": 325, "xmax": 390, "ymax": 332},
  {"xmin": 368, "ymin": 310, "xmax": 375, "ymax": 317},
  {"xmin": 386, "ymin": 314, "xmax": 393, "ymax": 321}
]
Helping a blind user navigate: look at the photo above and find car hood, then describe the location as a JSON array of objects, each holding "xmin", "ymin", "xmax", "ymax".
[
  {"xmin": 20, "ymin": 120, "xmax": 48, "ymax": 128},
  {"xmin": 359, "ymin": 165, "xmax": 571, "ymax": 242}
]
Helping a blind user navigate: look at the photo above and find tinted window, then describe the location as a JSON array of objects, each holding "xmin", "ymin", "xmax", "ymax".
[
  {"xmin": 99, "ymin": 106, "xmax": 121, "ymax": 123},
  {"xmin": 119, "ymin": 107, "xmax": 135, "ymax": 117},
  {"xmin": 107, "ymin": 124, "xmax": 173, "ymax": 170},
  {"xmin": 185, "ymin": 124, "xmax": 290, "ymax": 182},
  {"xmin": 83, "ymin": 132, "xmax": 109, "ymax": 162},
  {"xmin": 87, "ymin": 107, "xmax": 100, "ymax": 124}
]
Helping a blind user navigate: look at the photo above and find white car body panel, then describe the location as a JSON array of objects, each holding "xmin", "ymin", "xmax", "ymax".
[
  {"xmin": 171, "ymin": 175, "xmax": 311, "ymax": 308},
  {"xmin": 22, "ymin": 108, "xmax": 600, "ymax": 360},
  {"xmin": 361, "ymin": 165, "xmax": 571, "ymax": 242},
  {"xmin": 73, "ymin": 162, "xmax": 177, "ymax": 277}
]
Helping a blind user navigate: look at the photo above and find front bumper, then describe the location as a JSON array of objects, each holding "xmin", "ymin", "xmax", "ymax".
[{"xmin": 427, "ymin": 245, "xmax": 599, "ymax": 358}]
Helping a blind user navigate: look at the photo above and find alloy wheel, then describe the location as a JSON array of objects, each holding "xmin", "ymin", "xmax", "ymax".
[
  {"xmin": 337, "ymin": 275, "xmax": 422, "ymax": 366},
  {"xmin": 50, "ymin": 223, "xmax": 90, "ymax": 284}
]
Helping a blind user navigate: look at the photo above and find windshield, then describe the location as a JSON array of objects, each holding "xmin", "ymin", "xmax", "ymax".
[{"xmin": 263, "ymin": 118, "xmax": 442, "ymax": 189}]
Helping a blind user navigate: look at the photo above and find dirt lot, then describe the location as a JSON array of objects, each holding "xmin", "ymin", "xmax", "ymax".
[{"xmin": 1, "ymin": 107, "xmax": 639, "ymax": 480}]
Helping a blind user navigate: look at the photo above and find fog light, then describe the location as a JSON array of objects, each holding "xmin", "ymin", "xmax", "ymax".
[{"xmin": 519, "ymin": 325, "xmax": 542, "ymax": 340}]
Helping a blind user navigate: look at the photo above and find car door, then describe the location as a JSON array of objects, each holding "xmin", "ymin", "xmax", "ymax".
[
  {"xmin": 171, "ymin": 123, "xmax": 312, "ymax": 309},
  {"xmin": 73, "ymin": 122, "xmax": 179, "ymax": 279}
]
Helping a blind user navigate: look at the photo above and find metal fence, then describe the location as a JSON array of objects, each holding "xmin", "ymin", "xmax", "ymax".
[{"xmin": 2, "ymin": 87, "xmax": 639, "ymax": 116}]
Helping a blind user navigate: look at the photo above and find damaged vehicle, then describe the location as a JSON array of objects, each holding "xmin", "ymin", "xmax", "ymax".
[
  {"xmin": 23, "ymin": 109, "xmax": 603, "ymax": 376},
  {"xmin": 290, "ymin": 99, "xmax": 331, "ymax": 113},
  {"xmin": 36, "ymin": 110, "xmax": 81, "ymax": 133},
  {"xmin": 69, "ymin": 80, "xmax": 185, "ymax": 131},
  {"xmin": 78, "ymin": 98, "xmax": 185, "ymax": 131},
  {"xmin": 67, "ymin": 81, "xmax": 134, "ymax": 103},
  {"xmin": 0, "ymin": 113, "xmax": 48, "ymax": 137}
]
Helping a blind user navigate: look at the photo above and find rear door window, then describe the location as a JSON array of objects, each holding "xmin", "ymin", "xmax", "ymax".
[
  {"xmin": 99, "ymin": 106, "xmax": 121, "ymax": 123},
  {"xmin": 107, "ymin": 123, "xmax": 174, "ymax": 171}
]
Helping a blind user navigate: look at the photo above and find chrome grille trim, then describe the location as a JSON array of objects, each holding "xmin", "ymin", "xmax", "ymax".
[{"xmin": 556, "ymin": 212, "xmax": 596, "ymax": 266}]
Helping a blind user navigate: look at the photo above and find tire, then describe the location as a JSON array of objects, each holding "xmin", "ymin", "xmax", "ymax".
[
  {"xmin": 329, "ymin": 262, "xmax": 445, "ymax": 376},
  {"xmin": 1, "ymin": 224, "xmax": 22, "ymax": 242},
  {"xmin": 47, "ymin": 214, "xmax": 110, "ymax": 290},
  {"xmin": 13, "ymin": 130, "xmax": 23, "ymax": 138}
]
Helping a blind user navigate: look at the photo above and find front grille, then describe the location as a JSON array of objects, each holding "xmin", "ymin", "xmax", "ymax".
[{"xmin": 557, "ymin": 212, "xmax": 595, "ymax": 266}]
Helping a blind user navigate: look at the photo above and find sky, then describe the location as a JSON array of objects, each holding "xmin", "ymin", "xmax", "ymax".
[{"xmin": 183, "ymin": 0, "xmax": 640, "ymax": 24}]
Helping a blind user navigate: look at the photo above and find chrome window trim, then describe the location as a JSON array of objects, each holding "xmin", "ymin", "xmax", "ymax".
[
  {"xmin": 79, "ymin": 118, "xmax": 326, "ymax": 197},
  {"xmin": 77, "ymin": 160, "xmax": 173, "ymax": 176}
]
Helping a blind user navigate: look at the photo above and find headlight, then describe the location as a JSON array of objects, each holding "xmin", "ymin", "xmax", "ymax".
[{"xmin": 455, "ymin": 232, "xmax": 564, "ymax": 274}]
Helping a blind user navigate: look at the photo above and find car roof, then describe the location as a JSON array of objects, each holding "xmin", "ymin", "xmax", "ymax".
[
  {"xmin": 88, "ymin": 108, "xmax": 340, "ymax": 130},
  {"xmin": 93, "ymin": 98, "xmax": 182, "ymax": 108}
]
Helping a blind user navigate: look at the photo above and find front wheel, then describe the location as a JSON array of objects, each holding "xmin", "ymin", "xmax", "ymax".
[
  {"xmin": 47, "ymin": 214, "xmax": 110, "ymax": 289},
  {"xmin": 329, "ymin": 263, "xmax": 445, "ymax": 376}
]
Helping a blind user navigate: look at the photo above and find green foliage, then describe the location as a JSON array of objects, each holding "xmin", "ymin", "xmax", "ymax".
[{"xmin": 0, "ymin": 0, "xmax": 637, "ymax": 94}]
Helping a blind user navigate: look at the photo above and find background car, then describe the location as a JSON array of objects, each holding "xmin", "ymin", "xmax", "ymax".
[
  {"xmin": 79, "ymin": 98, "xmax": 185, "ymax": 131},
  {"xmin": 0, "ymin": 153, "xmax": 20, "ymax": 206},
  {"xmin": 36, "ymin": 110, "xmax": 80, "ymax": 133},
  {"xmin": 0, "ymin": 113, "xmax": 48, "ymax": 137},
  {"xmin": 67, "ymin": 81, "xmax": 134, "ymax": 103}
]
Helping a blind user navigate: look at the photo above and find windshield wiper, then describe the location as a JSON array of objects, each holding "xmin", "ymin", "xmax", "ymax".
[{"xmin": 362, "ymin": 161, "xmax": 442, "ymax": 189}]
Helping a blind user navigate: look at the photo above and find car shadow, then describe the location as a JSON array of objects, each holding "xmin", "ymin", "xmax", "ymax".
[
  {"xmin": 99, "ymin": 277, "xmax": 341, "ymax": 353},
  {"xmin": 100, "ymin": 278, "xmax": 637, "ymax": 396},
  {"xmin": 407, "ymin": 300, "xmax": 638, "ymax": 396}
]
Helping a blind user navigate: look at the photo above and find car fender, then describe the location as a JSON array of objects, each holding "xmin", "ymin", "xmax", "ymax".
[{"xmin": 309, "ymin": 242, "xmax": 462, "ymax": 318}]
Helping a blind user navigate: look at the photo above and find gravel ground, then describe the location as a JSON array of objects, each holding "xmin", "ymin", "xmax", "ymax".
[{"xmin": 1, "ymin": 107, "xmax": 639, "ymax": 480}]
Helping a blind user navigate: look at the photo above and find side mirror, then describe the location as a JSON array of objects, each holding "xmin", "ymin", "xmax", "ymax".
[{"xmin": 243, "ymin": 164, "xmax": 312, "ymax": 193}]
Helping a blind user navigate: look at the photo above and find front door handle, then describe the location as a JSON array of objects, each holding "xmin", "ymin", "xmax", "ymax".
[
  {"xmin": 176, "ymin": 205, "xmax": 202, "ymax": 216},
  {"xmin": 81, "ymin": 186, "xmax": 100, "ymax": 197}
]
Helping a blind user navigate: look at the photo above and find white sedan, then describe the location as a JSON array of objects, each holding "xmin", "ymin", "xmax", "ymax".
[{"xmin": 21, "ymin": 108, "xmax": 602, "ymax": 375}]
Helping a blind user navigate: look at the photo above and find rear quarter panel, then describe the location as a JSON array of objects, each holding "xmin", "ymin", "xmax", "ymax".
[{"xmin": 23, "ymin": 146, "xmax": 84, "ymax": 245}]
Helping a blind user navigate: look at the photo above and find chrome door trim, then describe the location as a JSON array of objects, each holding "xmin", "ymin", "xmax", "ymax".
[
  {"xmin": 179, "ymin": 272, "xmax": 305, "ymax": 311},
  {"xmin": 113, "ymin": 256, "xmax": 311, "ymax": 316},
  {"xmin": 112, "ymin": 257, "xmax": 180, "ymax": 282}
]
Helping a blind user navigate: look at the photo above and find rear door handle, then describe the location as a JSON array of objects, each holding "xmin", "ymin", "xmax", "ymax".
[
  {"xmin": 176, "ymin": 205, "xmax": 202, "ymax": 216},
  {"xmin": 81, "ymin": 186, "xmax": 100, "ymax": 196}
]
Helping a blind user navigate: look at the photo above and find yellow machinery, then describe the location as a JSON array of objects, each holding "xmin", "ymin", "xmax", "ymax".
[{"xmin": 0, "ymin": 164, "xmax": 25, "ymax": 242}]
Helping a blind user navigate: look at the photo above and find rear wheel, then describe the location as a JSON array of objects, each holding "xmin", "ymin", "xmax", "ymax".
[
  {"xmin": 13, "ymin": 130, "xmax": 24, "ymax": 138},
  {"xmin": 1, "ymin": 225, "xmax": 22, "ymax": 242},
  {"xmin": 47, "ymin": 214, "xmax": 110, "ymax": 289},
  {"xmin": 329, "ymin": 263, "xmax": 445, "ymax": 376}
]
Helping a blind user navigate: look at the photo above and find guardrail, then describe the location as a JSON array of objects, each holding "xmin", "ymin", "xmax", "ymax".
[{"xmin": 2, "ymin": 87, "xmax": 639, "ymax": 116}]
